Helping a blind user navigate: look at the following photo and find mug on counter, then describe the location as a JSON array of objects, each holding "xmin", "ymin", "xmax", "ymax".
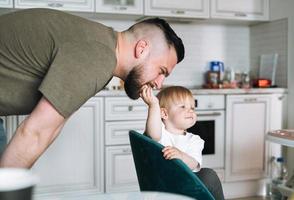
[{"xmin": 0, "ymin": 168, "xmax": 38, "ymax": 200}]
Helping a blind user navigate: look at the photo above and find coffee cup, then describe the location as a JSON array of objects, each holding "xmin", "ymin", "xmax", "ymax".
[{"xmin": 0, "ymin": 168, "xmax": 38, "ymax": 200}]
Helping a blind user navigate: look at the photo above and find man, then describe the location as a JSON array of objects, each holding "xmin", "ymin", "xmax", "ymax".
[{"xmin": 0, "ymin": 8, "xmax": 184, "ymax": 168}]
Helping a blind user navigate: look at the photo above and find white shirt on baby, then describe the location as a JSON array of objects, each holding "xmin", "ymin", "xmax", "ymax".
[{"xmin": 158, "ymin": 125, "xmax": 204, "ymax": 172}]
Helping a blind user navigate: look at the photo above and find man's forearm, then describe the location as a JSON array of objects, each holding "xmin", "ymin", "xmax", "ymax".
[{"xmin": 0, "ymin": 119, "xmax": 64, "ymax": 168}]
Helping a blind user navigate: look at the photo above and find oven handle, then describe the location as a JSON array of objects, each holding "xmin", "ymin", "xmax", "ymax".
[{"xmin": 197, "ymin": 112, "xmax": 222, "ymax": 117}]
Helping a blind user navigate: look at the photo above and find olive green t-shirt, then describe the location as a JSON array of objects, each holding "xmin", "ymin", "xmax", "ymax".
[{"xmin": 0, "ymin": 8, "xmax": 117, "ymax": 117}]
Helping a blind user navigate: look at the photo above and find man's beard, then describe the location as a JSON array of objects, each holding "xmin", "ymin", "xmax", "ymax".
[{"xmin": 124, "ymin": 65, "xmax": 144, "ymax": 100}]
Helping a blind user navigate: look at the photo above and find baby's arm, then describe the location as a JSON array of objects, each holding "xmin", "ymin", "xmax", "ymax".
[
  {"xmin": 162, "ymin": 146, "xmax": 199, "ymax": 170},
  {"xmin": 140, "ymin": 85, "xmax": 162, "ymax": 141}
]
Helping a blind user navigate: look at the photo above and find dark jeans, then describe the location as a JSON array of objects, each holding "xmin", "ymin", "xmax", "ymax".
[
  {"xmin": 0, "ymin": 118, "xmax": 7, "ymax": 155},
  {"xmin": 195, "ymin": 168, "xmax": 225, "ymax": 200}
]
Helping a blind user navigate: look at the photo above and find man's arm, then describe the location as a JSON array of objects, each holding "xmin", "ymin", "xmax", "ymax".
[
  {"xmin": 140, "ymin": 85, "xmax": 162, "ymax": 141},
  {"xmin": 0, "ymin": 97, "xmax": 66, "ymax": 168}
]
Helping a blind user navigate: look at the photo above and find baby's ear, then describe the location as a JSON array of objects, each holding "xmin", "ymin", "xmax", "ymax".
[{"xmin": 160, "ymin": 108, "xmax": 168, "ymax": 120}]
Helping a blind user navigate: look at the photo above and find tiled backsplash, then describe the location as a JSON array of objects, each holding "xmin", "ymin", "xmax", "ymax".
[
  {"xmin": 94, "ymin": 18, "xmax": 287, "ymax": 88},
  {"xmin": 250, "ymin": 19, "xmax": 288, "ymax": 87}
]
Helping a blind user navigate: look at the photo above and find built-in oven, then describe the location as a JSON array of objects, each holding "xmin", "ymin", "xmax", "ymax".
[{"xmin": 187, "ymin": 95, "xmax": 225, "ymax": 169}]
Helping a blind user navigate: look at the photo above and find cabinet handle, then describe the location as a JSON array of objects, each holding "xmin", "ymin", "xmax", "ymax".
[
  {"xmin": 244, "ymin": 98, "xmax": 257, "ymax": 102},
  {"xmin": 114, "ymin": 6, "xmax": 127, "ymax": 10},
  {"xmin": 171, "ymin": 10, "xmax": 185, "ymax": 15},
  {"xmin": 197, "ymin": 112, "xmax": 222, "ymax": 117},
  {"xmin": 122, "ymin": 148, "xmax": 131, "ymax": 153},
  {"xmin": 128, "ymin": 105, "xmax": 133, "ymax": 111},
  {"xmin": 278, "ymin": 96, "xmax": 285, "ymax": 100},
  {"xmin": 48, "ymin": 2, "xmax": 63, "ymax": 7},
  {"xmin": 234, "ymin": 12, "xmax": 247, "ymax": 17}
]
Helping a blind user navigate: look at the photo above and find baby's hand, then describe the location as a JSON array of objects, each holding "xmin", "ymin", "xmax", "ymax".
[
  {"xmin": 162, "ymin": 146, "xmax": 183, "ymax": 160},
  {"xmin": 140, "ymin": 85, "xmax": 159, "ymax": 106}
]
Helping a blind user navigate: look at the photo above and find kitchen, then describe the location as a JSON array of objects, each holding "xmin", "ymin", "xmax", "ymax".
[{"xmin": 0, "ymin": 0, "xmax": 293, "ymax": 199}]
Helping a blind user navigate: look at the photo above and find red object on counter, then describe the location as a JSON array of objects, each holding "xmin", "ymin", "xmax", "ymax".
[{"xmin": 252, "ymin": 79, "xmax": 271, "ymax": 88}]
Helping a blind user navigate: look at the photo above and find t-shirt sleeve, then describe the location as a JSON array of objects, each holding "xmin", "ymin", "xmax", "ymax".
[
  {"xmin": 39, "ymin": 42, "xmax": 116, "ymax": 118},
  {"xmin": 187, "ymin": 135, "xmax": 204, "ymax": 171}
]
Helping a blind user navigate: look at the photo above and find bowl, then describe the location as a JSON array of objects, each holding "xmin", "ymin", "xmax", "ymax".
[{"xmin": 0, "ymin": 168, "xmax": 38, "ymax": 200}]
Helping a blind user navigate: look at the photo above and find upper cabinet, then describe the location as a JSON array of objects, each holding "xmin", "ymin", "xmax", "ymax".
[
  {"xmin": 144, "ymin": 0, "xmax": 209, "ymax": 19},
  {"xmin": 144, "ymin": 0, "xmax": 269, "ymax": 21},
  {"xmin": 0, "ymin": 0, "xmax": 13, "ymax": 8},
  {"xmin": 96, "ymin": 0, "xmax": 143, "ymax": 15},
  {"xmin": 1, "ymin": 0, "xmax": 270, "ymax": 21},
  {"xmin": 15, "ymin": 0, "xmax": 94, "ymax": 12},
  {"xmin": 211, "ymin": 0, "xmax": 269, "ymax": 21}
]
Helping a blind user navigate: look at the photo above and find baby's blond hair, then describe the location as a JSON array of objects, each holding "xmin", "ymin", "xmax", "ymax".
[{"xmin": 156, "ymin": 86, "xmax": 194, "ymax": 108}]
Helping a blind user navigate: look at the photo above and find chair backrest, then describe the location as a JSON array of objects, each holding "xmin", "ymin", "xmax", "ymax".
[{"xmin": 129, "ymin": 130, "xmax": 215, "ymax": 200}]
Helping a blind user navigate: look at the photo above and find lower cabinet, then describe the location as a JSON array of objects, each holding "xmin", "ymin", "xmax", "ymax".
[
  {"xmin": 104, "ymin": 97, "xmax": 147, "ymax": 193},
  {"xmin": 225, "ymin": 94, "xmax": 285, "ymax": 182},
  {"xmin": 20, "ymin": 97, "xmax": 105, "ymax": 196},
  {"xmin": 105, "ymin": 145, "xmax": 139, "ymax": 193}
]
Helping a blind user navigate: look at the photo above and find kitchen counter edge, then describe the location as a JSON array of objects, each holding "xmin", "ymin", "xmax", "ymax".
[{"xmin": 95, "ymin": 88, "xmax": 287, "ymax": 97}]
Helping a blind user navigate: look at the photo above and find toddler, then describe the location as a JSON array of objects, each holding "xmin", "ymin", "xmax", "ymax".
[{"xmin": 140, "ymin": 85, "xmax": 224, "ymax": 200}]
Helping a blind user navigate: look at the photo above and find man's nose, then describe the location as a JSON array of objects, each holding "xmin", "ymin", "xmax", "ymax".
[{"xmin": 154, "ymin": 75, "xmax": 165, "ymax": 89}]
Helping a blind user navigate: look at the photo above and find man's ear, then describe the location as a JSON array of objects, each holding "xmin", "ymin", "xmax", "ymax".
[
  {"xmin": 160, "ymin": 108, "xmax": 168, "ymax": 120},
  {"xmin": 134, "ymin": 39, "xmax": 148, "ymax": 59}
]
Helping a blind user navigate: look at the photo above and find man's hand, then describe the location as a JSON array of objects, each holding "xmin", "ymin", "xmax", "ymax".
[
  {"xmin": 140, "ymin": 85, "xmax": 159, "ymax": 107},
  {"xmin": 162, "ymin": 146, "xmax": 183, "ymax": 160}
]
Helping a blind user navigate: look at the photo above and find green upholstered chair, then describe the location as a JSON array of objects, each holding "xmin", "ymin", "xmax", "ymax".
[
  {"xmin": 0, "ymin": 119, "xmax": 6, "ymax": 155},
  {"xmin": 129, "ymin": 130, "xmax": 215, "ymax": 200}
]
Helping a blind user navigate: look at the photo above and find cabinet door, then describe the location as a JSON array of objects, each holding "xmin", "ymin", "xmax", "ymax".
[
  {"xmin": 225, "ymin": 94, "xmax": 271, "ymax": 182},
  {"xmin": 105, "ymin": 145, "xmax": 139, "ymax": 192},
  {"xmin": 105, "ymin": 120, "xmax": 145, "ymax": 145},
  {"xmin": 96, "ymin": 0, "xmax": 143, "ymax": 15},
  {"xmin": 144, "ymin": 0, "xmax": 209, "ymax": 19},
  {"xmin": 15, "ymin": 0, "xmax": 94, "ymax": 12},
  {"xmin": 19, "ymin": 97, "xmax": 105, "ymax": 196},
  {"xmin": 105, "ymin": 97, "xmax": 147, "ymax": 121},
  {"xmin": 211, "ymin": 0, "xmax": 269, "ymax": 21},
  {"xmin": 0, "ymin": 0, "xmax": 13, "ymax": 8}
]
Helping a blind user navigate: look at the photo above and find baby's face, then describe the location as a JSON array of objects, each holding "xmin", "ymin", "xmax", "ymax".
[{"xmin": 165, "ymin": 98, "xmax": 197, "ymax": 130}]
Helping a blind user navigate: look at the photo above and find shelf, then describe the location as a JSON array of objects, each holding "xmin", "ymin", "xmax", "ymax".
[
  {"xmin": 271, "ymin": 184, "xmax": 294, "ymax": 197},
  {"xmin": 266, "ymin": 130, "xmax": 294, "ymax": 147}
]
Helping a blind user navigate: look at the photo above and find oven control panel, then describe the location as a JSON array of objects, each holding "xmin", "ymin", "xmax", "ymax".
[{"xmin": 193, "ymin": 95, "xmax": 225, "ymax": 110}]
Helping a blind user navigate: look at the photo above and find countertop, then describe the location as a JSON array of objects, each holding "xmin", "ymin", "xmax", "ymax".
[
  {"xmin": 34, "ymin": 191, "xmax": 194, "ymax": 200},
  {"xmin": 95, "ymin": 88, "xmax": 287, "ymax": 97}
]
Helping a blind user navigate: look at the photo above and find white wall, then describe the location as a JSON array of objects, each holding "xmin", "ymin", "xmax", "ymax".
[
  {"xmin": 250, "ymin": 19, "xmax": 288, "ymax": 87},
  {"xmin": 270, "ymin": 0, "xmax": 294, "ymax": 178},
  {"xmin": 94, "ymin": 18, "xmax": 250, "ymax": 88}
]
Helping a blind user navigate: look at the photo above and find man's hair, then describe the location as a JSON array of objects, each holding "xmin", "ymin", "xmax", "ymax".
[
  {"xmin": 157, "ymin": 86, "xmax": 194, "ymax": 108},
  {"xmin": 128, "ymin": 18, "xmax": 185, "ymax": 63}
]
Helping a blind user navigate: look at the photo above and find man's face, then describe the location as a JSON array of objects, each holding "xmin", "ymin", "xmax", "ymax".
[{"xmin": 124, "ymin": 47, "xmax": 178, "ymax": 99}]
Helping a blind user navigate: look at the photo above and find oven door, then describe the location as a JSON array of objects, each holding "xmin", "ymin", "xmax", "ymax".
[{"xmin": 187, "ymin": 110, "xmax": 224, "ymax": 169}]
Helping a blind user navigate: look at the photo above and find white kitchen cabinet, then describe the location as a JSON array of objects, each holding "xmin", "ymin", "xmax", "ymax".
[
  {"xmin": 0, "ymin": 0, "xmax": 13, "ymax": 8},
  {"xmin": 15, "ymin": 0, "xmax": 94, "ymax": 12},
  {"xmin": 211, "ymin": 0, "xmax": 269, "ymax": 21},
  {"xmin": 105, "ymin": 97, "xmax": 148, "ymax": 121},
  {"xmin": 105, "ymin": 120, "xmax": 145, "ymax": 145},
  {"xmin": 104, "ymin": 96, "xmax": 146, "ymax": 192},
  {"xmin": 16, "ymin": 97, "xmax": 105, "ymax": 197},
  {"xmin": 96, "ymin": 0, "xmax": 143, "ymax": 15},
  {"xmin": 225, "ymin": 94, "xmax": 284, "ymax": 182},
  {"xmin": 105, "ymin": 145, "xmax": 139, "ymax": 192},
  {"xmin": 144, "ymin": 0, "xmax": 209, "ymax": 19}
]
